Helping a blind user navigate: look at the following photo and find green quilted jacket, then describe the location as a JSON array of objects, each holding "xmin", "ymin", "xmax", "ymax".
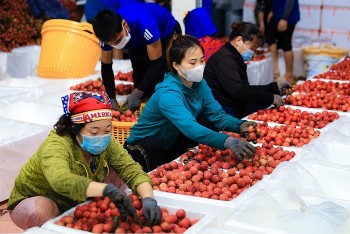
[{"xmin": 7, "ymin": 130, "xmax": 151, "ymax": 213}]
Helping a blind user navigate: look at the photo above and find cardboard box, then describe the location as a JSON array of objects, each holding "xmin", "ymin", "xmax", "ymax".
[
  {"xmin": 297, "ymin": 5, "xmax": 322, "ymax": 30},
  {"xmin": 242, "ymin": 1, "xmax": 256, "ymax": 24},
  {"xmin": 320, "ymin": 28, "xmax": 350, "ymax": 49},
  {"xmin": 322, "ymin": 0, "xmax": 350, "ymax": 7},
  {"xmin": 321, "ymin": 5, "xmax": 350, "ymax": 31},
  {"xmin": 299, "ymin": 0, "xmax": 322, "ymax": 5},
  {"xmin": 293, "ymin": 28, "xmax": 320, "ymax": 40}
]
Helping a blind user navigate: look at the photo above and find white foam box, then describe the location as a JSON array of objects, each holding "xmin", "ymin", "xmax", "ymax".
[
  {"xmin": 321, "ymin": 5, "xmax": 350, "ymax": 31},
  {"xmin": 42, "ymin": 194, "xmax": 215, "ymax": 234},
  {"xmin": 242, "ymin": 0, "xmax": 256, "ymax": 24},
  {"xmin": 320, "ymin": 28, "xmax": 350, "ymax": 50},
  {"xmin": 323, "ymin": 0, "xmax": 350, "ymax": 7},
  {"xmin": 292, "ymin": 28, "xmax": 320, "ymax": 40},
  {"xmin": 24, "ymin": 227, "xmax": 62, "ymax": 234},
  {"xmin": 152, "ymin": 178, "xmax": 280, "ymax": 232},
  {"xmin": 297, "ymin": 4, "xmax": 322, "ymax": 30},
  {"xmin": 299, "ymin": 0, "xmax": 322, "ymax": 5}
]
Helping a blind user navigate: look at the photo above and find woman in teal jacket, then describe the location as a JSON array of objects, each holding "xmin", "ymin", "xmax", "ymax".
[
  {"xmin": 8, "ymin": 91, "xmax": 161, "ymax": 230},
  {"xmin": 125, "ymin": 35, "xmax": 257, "ymax": 172}
]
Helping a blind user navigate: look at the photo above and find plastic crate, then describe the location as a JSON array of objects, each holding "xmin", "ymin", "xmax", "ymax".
[
  {"xmin": 111, "ymin": 103, "xmax": 146, "ymax": 145},
  {"xmin": 134, "ymin": 102, "xmax": 145, "ymax": 117},
  {"xmin": 112, "ymin": 121, "xmax": 136, "ymax": 145}
]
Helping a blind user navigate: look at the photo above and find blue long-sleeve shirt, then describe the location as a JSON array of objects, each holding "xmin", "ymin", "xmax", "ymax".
[{"xmin": 126, "ymin": 72, "xmax": 244, "ymax": 150}]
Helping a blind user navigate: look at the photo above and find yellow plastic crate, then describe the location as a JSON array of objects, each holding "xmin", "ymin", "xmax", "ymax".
[
  {"xmin": 111, "ymin": 102, "xmax": 146, "ymax": 144},
  {"xmin": 112, "ymin": 121, "xmax": 136, "ymax": 145}
]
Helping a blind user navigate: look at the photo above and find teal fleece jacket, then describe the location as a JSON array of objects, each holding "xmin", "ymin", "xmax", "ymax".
[{"xmin": 126, "ymin": 72, "xmax": 244, "ymax": 150}]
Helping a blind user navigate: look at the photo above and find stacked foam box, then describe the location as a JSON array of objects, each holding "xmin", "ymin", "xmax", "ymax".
[
  {"xmin": 242, "ymin": 0, "xmax": 256, "ymax": 24},
  {"xmin": 320, "ymin": 0, "xmax": 350, "ymax": 49},
  {"xmin": 293, "ymin": 0, "xmax": 322, "ymax": 41}
]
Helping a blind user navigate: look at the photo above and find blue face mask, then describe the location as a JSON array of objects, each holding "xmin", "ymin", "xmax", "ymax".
[
  {"xmin": 242, "ymin": 48, "xmax": 254, "ymax": 62},
  {"xmin": 77, "ymin": 133, "xmax": 111, "ymax": 155}
]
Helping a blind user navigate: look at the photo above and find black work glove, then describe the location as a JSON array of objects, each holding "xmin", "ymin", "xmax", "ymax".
[
  {"xmin": 142, "ymin": 197, "xmax": 162, "ymax": 227},
  {"xmin": 102, "ymin": 184, "xmax": 137, "ymax": 222},
  {"xmin": 224, "ymin": 137, "xmax": 256, "ymax": 160},
  {"xmin": 273, "ymin": 94, "xmax": 285, "ymax": 107},
  {"xmin": 124, "ymin": 88, "xmax": 143, "ymax": 112},
  {"xmin": 111, "ymin": 98, "xmax": 122, "ymax": 111},
  {"xmin": 277, "ymin": 79, "xmax": 293, "ymax": 95},
  {"xmin": 240, "ymin": 121, "xmax": 260, "ymax": 143}
]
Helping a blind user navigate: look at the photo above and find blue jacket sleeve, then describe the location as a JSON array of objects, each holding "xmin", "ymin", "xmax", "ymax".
[{"xmin": 158, "ymin": 89, "xmax": 229, "ymax": 150}]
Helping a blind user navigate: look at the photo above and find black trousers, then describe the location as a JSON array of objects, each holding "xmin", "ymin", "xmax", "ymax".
[
  {"xmin": 127, "ymin": 21, "xmax": 182, "ymax": 97},
  {"xmin": 124, "ymin": 115, "xmax": 216, "ymax": 172}
]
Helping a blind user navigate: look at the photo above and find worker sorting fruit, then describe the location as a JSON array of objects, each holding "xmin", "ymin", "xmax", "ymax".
[
  {"xmin": 7, "ymin": 91, "xmax": 161, "ymax": 229},
  {"xmin": 124, "ymin": 35, "xmax": 259, "ymax": 172}
]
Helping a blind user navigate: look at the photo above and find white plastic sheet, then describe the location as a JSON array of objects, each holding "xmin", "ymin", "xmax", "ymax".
[
  {"xmin": 299, "ymin": 135, "xmax": 350, "ymax": 166},
  {"xmin": 0, "ymin": 117, "xmax": 51, "ymax": 201},
  {"xmin": 276, "ymin": 201, "xmax": 349, "ymax": 233},
  {"xmin": 225, "ymin": 182, "xmax": 350, "ymax": 233}
]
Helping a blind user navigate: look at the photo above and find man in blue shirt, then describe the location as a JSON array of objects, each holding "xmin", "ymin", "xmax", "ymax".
[{"xmin": 92, "ymin": 3, "xmax": 181, "ymax": 112}]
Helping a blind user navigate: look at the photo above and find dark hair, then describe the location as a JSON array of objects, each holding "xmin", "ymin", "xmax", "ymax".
[
  {"xmin": 166, "ymin": 35, "xmax": 204, "ymax": 74},
  {"xmin": 229, "ymin": 22, "xmax": 264, "ymax": 48},
  {"xmin": 54, "ymin": 114, "xmax": 85, "ymax": 139},
  {"xmin": 92, "ymin": 10, "xmax": 123, "ymax": 43}
]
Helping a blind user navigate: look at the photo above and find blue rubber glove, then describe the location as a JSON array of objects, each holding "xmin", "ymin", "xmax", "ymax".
[
  {"xmin": 142, "ymin": 197, "xmax": 162, "ymax": 227},
  {"xmin": 125, "ymin": 88, "xmax": 143, "ymax": 112}
]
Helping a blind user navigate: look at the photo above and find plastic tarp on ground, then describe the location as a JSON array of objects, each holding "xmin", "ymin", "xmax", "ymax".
[
  {"xmin": 0, "ymin": 76, "xmax": 92, "ymax": 201},
  {"xmin": 0, "ymin": 117, "xmax": 51, "ymax": 201}
]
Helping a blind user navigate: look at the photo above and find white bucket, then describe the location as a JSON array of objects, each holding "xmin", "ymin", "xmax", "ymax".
[{"xmin": 305, "ymin": 54, "xmax": 338, "ymax": 78}]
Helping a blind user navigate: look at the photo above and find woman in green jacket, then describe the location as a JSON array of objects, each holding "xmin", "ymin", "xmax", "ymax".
[{"xmin": 7, "ymin": 91, "xmax": 161, "ymax": 229}]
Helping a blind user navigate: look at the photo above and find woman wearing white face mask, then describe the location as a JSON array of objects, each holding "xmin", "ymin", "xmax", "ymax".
[
  {"xmin": 204, "ymin": 22, "xmax": 290, "ymax": 119},
  {"xmin": 124, "ymin": 35, "xmax": 258, "ymax": 172},
  {"xmin": 7, "ymin": 91, "xmax": 161, "ymax": 230}
]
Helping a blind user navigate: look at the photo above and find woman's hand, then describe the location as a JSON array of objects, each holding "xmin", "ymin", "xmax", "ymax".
[{"xmin": 142, "ymin": 197, "xmax": 162, "ymax": 226}]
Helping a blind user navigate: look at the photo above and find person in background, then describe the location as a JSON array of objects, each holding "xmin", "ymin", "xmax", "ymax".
[
  {"xmin": 184, "ymin": 7, "xmax": 223, "ymax": 62},
  {"xmin": 124, "ymin": 35, "xmax": 258, "ymax": 172},
  {"xmin": 84, "ymin": 0, "xmax": 144, "ymax": 59},
  {"xmin": 255, "ymin": 0, "xmax": 273, "ymax": 40},
  {"xmin": 84, "ymin": 0, "xmax": 144, "ymax": 23},
  {"xmin": 204, "ymin": 22, "xmax": 290, "ymax": 119},
  {"xmin": 258, "ymin": 0, "xmax": 300, "ymax": 82},
  {"xmin": 7, "ymin": 91, "xmax": 161, "ymax": 230},
  {"xmin": 92, "ymin": 3, "xmax": 182, "ymax": 112}
]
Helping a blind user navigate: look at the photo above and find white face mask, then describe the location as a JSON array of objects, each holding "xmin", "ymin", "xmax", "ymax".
[
  {"xmin": 110, "ymin": 25, "xmax": 131, "ymax": 49},
  {"xmin": 178, "ymin": 64, "xmax": 205, "ymax": 82}
]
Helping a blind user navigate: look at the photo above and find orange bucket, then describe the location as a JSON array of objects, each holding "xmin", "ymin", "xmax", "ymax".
[{"xmin": 38, "ymin": 20, "xmax": 101, "ymax": 78}]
